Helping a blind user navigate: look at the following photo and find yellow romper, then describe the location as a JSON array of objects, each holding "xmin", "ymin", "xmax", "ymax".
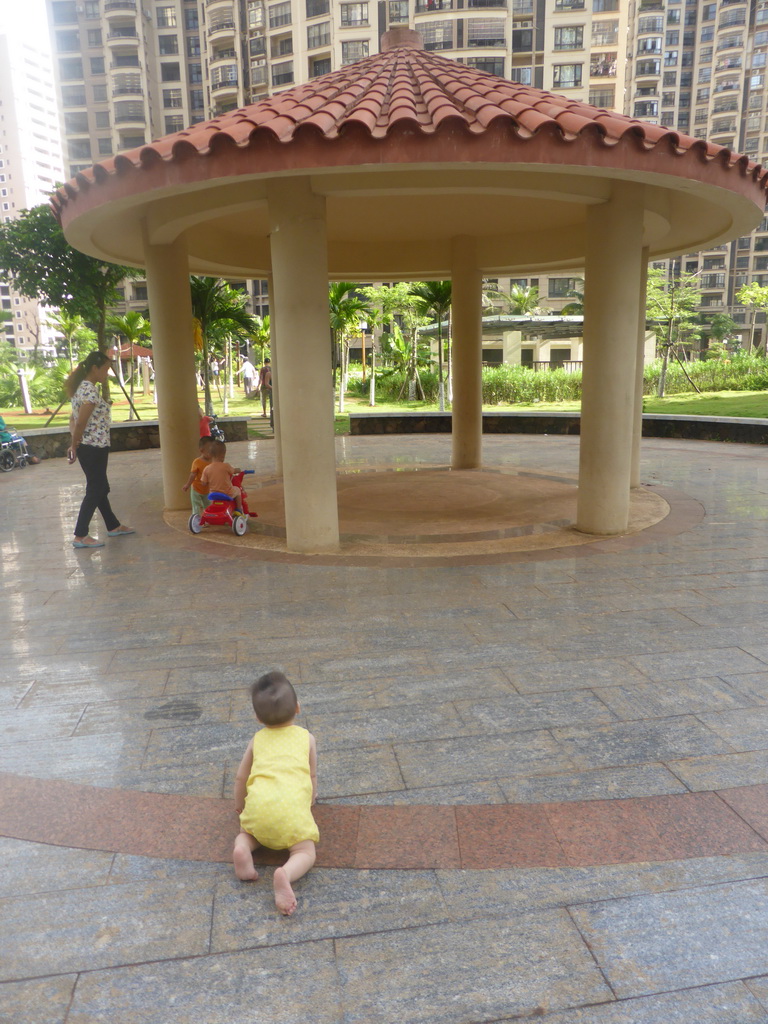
[{"xmin": 239, "ymin": 724, "xmax": 319, "ymax": 850}]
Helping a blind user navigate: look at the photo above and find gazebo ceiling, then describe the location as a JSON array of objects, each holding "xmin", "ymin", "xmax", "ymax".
[{"xmin": 53, "ymin": 32, "xmax": 768, "ymax": 278}]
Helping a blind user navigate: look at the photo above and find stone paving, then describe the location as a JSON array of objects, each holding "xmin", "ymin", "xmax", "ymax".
[{"xmin": 4, "ymin": 433, "xmax": 768, "ymax": 1022}]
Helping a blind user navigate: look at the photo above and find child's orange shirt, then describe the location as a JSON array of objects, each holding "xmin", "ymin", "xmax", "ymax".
[
  {"xmin": 201, "ymin": 461, "xmax": 237, "ymax": 496},
  {"xmin": 190, "ymin": 456, "xmax": 210, "ymax": 495}
]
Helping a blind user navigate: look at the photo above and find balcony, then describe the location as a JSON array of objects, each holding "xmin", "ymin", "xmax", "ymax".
[
  {"xmin": 415, "ymin": 0, "xmax": 454, "ymax": 11},
  {"xmin": 104, "ymin": 0, "xmax": 137, "ymax": 12},
  {"xmin": 208, "ymin": 21, "xmax": 237, "ymax": 38},
  {"xmin": 467, "ymin": 0, "xmax": 507, "ymax": 7},
  {"xmin": 107, "ymin": 30, "xmax": 139, "ymax": 46},
  {"xmin": 211, "ymin": 75, "xmax": 238, "ymax": 93},
  {"xmin": 210, "ymin": 48, "xmax": 237, "ymax": 62},
  {"xmin": 590, "ymin": 59, "xmax": 617, "ymax": 76}
]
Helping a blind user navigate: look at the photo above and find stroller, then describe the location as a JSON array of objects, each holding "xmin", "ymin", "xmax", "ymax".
[{"xmin": 0, "ymin": 429, "xmax": 31, "ymax": 472}]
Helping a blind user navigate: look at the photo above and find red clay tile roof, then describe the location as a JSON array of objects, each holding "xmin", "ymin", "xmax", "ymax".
[{"xmin": 51, "ymin": 44, "xmax": 768, "ymax": 220}]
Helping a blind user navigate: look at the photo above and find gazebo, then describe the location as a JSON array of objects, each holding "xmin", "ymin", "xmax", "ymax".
[{"xmin": 52, "ymin": 29, "xmax": 768, "ymax": 553}]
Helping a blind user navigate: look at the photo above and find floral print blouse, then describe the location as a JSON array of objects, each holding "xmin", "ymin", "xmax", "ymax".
[{"xmin": 72, "ymin": 380, "xmax": 112, "ymax": 448}]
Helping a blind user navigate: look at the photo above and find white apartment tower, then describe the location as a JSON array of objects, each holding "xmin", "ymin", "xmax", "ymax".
[
  {"xmin": 0, "ymin": 34, "xmax": 65, "ymax": 358},
  {"xmin": 44, "ymin": 0, "xmax": 768, "ymax": 344}
]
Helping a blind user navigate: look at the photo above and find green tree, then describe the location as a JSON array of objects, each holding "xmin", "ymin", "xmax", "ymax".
[
  {"xmin": 646, "ymin": 267, "xmax": 702, "ymax": 396},
  {"xmin": 487, "ymin": 282, "xmax": 545, "ymax": 315},
  {"xmin": 736, "ymin": 283, "xmax": 768, "ymax": 353},
  {"xmin": 190, "ymin": 276, "xmax": 259, "ymax": 415},
  {"xmin": 329, "ymin": 282, "xmax": 371, "ymax": 413},
  {"xmin": 360, "ymin": 282, "xmax": 430, "ymax": 400},
  {"xmin": 47, "ymin": 310, "xmax": 96, "ymax": 370},
  {"xmin": 410, "ymin": 281, "xmax": 452, "ymax": 411},
  {"xmin": 0, "ymin": 204, "xmax": 138, "ymax": 350},
  {"xmin": 250, "ymin": 314, "xmax": 270, "ymax": 365},
  {"xmin": 106, "ymin": 310, "xmax": 151, "ymax": 416},
  {"xmin": 560, "ymin": 282, "xmax": 585, "ymax": 316}
]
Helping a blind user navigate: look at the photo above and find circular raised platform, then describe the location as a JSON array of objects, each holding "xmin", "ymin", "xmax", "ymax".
[{"xmin": 165, "ymin": 466, "xmax": 678, "ymax": 566}]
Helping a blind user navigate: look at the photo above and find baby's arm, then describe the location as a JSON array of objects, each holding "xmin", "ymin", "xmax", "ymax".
[
  {"xmin": 234, "ymin": 740, "xmax": 254, "ymax": 814},
  {"xmin": 182, "ymin": 470, "xmax": 196, "ymax": 493},
  {"xmin": 308, "ymin": 733, "xmax": 318, "ymax": 805}
]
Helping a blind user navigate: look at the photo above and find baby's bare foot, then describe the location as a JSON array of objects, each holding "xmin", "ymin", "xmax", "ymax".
[
  {"xmin": 273, "ymin": 867, "xmax": 297, "ymax": 915},
  {"xmin": 233, "ymin": 841, "xmax": 259, "ymax": 881}
]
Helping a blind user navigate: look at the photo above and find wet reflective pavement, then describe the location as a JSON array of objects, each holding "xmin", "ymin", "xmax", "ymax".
[{"xmin": 5, "ymin": 433, "xmax": 768, "ymax": 1023}]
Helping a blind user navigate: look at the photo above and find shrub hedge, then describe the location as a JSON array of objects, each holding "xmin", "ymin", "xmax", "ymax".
[{"xmin": 350, "ymin": 353, "xmax": 768, "ymax": 405}]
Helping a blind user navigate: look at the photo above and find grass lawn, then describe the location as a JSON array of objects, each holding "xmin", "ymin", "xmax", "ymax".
[{"xmin": 5, "ymin": 388, "xmax": 768, "ymax": 437}]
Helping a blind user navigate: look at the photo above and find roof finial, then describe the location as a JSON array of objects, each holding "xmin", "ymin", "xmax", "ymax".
[{"xmin": 381, "ymin": 28, "xmax": 423, "ymax": 51}]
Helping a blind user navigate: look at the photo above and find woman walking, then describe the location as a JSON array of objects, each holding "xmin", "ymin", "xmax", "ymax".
[{"xmin": 66, "ymin": 351, "xmax": 134, "ymax": 549}]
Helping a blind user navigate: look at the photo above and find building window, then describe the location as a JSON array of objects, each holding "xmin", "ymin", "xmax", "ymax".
[
  {"xmin": 271, "ymin": 34, "xmax": 294, "ymax": 56},
  {"xmin": 466, "ymin": 56, "xmax": 505, "ymax": 73},
  {"xmin": 97, "ymin": 138, "xmax": 113, "ymax": 155},
  {"xmin": 250, "ymin": 35, "xmax": 267, "ymax": 55},
  {"xmin": 184, "ymin": 8, "xmax": 199, "ymax": 29},
  {"xmin": 637, "ymin": 37, "xmax": 661, "ymax": 54},
  {"xmin": 590, "ymin": 51, "xmax": 616, "ymax": 75},
  {"xmin": 589, "ymin": 86, "xmax": 614, "ymax": 106},
  {"xmin": 190, "ymin": 88, "xmax": 204, "ymax": 109},
  {"xmin": 664, "ymin": 50, "xmax": 678, "ymax": 66},
  {"xmin": 159, "ymin": 35, "xmax": 179, "ymax": 55},
  {"xmin": 512, "ymin": 66, "xmax": 532, "ymax": 84},
  {"xmin": 636, "ymin": 58, "xmax": 660, "ymax": 76},
  {"xmin": 59, "ymin": 58, "xmax": 83, "ymax": 80},
  {"xmin": 548, "ymin": 277, "xmax": 580, "ymax": 298},
  {"xmin": 95, "ymin": 110, "xmax": 110, "ymax": 127},
  {"xmin": 340, "ymin": 3, "xmax": 368, "ymax": 26},
  {"xmin": 467, "ymin": 18, "xmax": 506, "ymax": 46},
  {"xmin": 423, "ymin": 21, "xmax": 452, "ymax": 50},
  {"xmin": 512, "ymin": 28, "xmax": 533, "ymax": 49},
  {"xmin": 553, "ymin": 63, "xmax": 582, "ymax": 88},
  {"xmin": 68, "ymin": 139, "xmax": 92, "ymax": 160},
  {"xmin": 61, "ymin": 85, "xmax": 86, "ymax": 106},
  {"xmin": 592, "ymin": 19, "xmax": 618, "ymax": 46},
  {"xmin": 592, "ymin": 0, "xmax": 618, "ymax": 10},
  {"xmin": 187, "ymin": 35, "xmax": 200, "ymax": 56},
  {"xmin": 634, "ymin": 100, "xmax": 658, "ymax": 117},
  {"xmin": 156, "ymin": 6, "xmax": 177, "ymax": 27},
  {"xmin": 161, "ymin": 62, "xmax": 181, "ymax": 81},
  {"xmin": 554, "ymin": 26, "xmax": 583, "ymax": 50},
  {"xmin": 310, "ymin": 56, "xmax": 332, "ymax": 76},
  {"xmin": 84, "ymin": 0, "xmax": 99, "ymax": 15},
  {"xmin": 64, "ymin": 112, "xmax": 89, "ymax": 133},
  {"xmin": 52, "ymin": 0, "xmax": 77, "ymax": 23},
  {"xmin": 189, "ymin": 62, "xmax": 203, "ymax": 82},
  {"xmin": 164, "ymin": 115, "xmax": 185, "ymax": 132},
  {"xmin": 269, "ymin": 2, "xmax": 292, "ymax": 27},
  {"xmin": 163, "ymin": 88, "xmax": 183, "ymax": 107},
  {"xmin": 87, "ymin": 29, "xmax": 102, "ymax": 47},
  {"xmin": 306, "ymin": 0, "xmax": 329, "ymax": 15},
  {"xmin": 56, "ymin": 30, "xmax": 80, "ymax": 51},
  {"xmin": 554, "ymin": 0, "xmax": 584, "ymax": 9},
  {"xmin": 389, "ymin": 0, "xmax": 409, "ymax": 21},
  {"xmin": 271, "ymin": 60, "xmax": 294, "ymax": 85},
  {"xmin": 307, "ymin": 21, "xmax": 330, "ymax": 47},
  {"xmin": 341, "ymin": 39, "xmax": 368, "ymax": 63},
  {"xmin": 638, "ymin": 16, "xmax": 663, "ymax": 34},
  {"xmin": 90, "ymin": 56, "xmax": 105, "ymax": 74}
]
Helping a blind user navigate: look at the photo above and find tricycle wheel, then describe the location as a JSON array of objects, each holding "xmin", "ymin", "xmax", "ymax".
[
  {"xmin": 0, "ymin": 450, "xmax": 14, "ymax": 472},
  {"xmin": 232, "ymin": 513, "xmax": 248, "ymax": 536},
  {"xmin": 189, "ymin": 513, "xmax": 203, "ymax": 534}
]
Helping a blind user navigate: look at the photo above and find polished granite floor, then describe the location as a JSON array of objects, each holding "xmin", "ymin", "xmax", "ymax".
[{"xmin": 5, "ymin": 433, "xmax": 768, "ymax": 1023}]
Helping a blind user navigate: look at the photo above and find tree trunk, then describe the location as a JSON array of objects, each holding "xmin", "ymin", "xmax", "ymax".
[
  {"xmin": 437, "ymin": 322, "xmax": 445, "ymax": 412},
  {"xmin": 369, "ymin": 341, "xmax": 376, "ymax": 406},
  {"xmin": 202, "ymin": 335, "xmax": 213, "ymax": 415},
  {"xmin": 657, "ymin": 346, "xmax": 670, "ymax": 398}
]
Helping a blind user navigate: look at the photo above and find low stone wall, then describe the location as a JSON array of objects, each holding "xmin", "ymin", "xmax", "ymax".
[
  {"xmin": 18, "ymin": 417, "xmax": 249, "ymax": 460},
  {"xmin": 349, "ymin": 411, "xmax": 768, "ymax": 444}
]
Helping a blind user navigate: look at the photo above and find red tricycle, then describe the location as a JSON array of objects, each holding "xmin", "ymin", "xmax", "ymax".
[{"xmin": 188, "ymin": 469, "xmax": 258, "ymax": 536}]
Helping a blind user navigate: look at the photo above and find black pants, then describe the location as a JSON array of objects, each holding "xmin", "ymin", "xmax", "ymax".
[{"xmin": 74, "ymin": 444, "xmax": 120, "ymax": 537}]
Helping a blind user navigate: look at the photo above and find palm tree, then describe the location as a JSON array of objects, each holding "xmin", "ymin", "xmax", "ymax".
[
  {"xmin": 47, "ymin": 310, "xmax": 95, "ymax": 370},
  {"xmin": 410, "ymin": 281, "xmax": 452, "ymax": 411},
  {"xmin": 329, "ymin": 282, "xmax": 371, "ymax": 413},
  {"xmin": 560, "ymin": 283, "xmax": 585, "ymax": 316},
  {"xmin": 106, "ymin": 310, "xmax": 151, "ymax": 418},
  {"xmin": 190, "ymin": 277, "xmax": 260, "ymax": 415},
  {"xmin": 250, "ymin": 314, "xmax": 270, "ymax": 365}
]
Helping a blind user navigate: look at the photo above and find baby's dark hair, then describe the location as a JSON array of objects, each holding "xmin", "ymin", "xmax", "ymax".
[
  {"xmin": 209, "ymin": 439, "xmax": 226, "ymax": 458},
  {"xmin": 251, "ymin": 671, "xmax": 297, "ymax": 725},
  {"xmin": 199, "ymin": 434, "xmax": 213, "ymax": 448}
]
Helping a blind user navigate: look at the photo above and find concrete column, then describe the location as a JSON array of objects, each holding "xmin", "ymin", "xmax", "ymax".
[
  {"xmin": 631, "ymin": 249, "xmax": 650, "ymax": 488},
  {"xmin": 267, "ymin": 177, "xmax": 339, "ymax": 552},
  {"xmin": 142, "ymin": 230, "xmax": 199, "ymax": 510},
  {"xmin": 451, "ymin": 236, "xmax": 483, "ymax": 469},
  {"xmin": 576, "ymin": 183, "xmax": 645, "ymax": 534},
  {"xmin": 266, "ymin": 272, "xmax": 283, "ymax": 477}
]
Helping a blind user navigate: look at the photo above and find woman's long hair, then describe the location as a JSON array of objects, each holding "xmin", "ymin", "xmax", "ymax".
[{"xmin": 65, "ymin": 350, "xmax": 111, "ymax": 398}]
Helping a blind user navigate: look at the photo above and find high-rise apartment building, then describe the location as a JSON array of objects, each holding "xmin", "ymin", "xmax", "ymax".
[
  {"xmin": 0, "ymin": 33, "xmax": 65, "ymax": 358},
  {"xmin": 44, "ymin": 0, "xmax": 768, "ymax": 345}
]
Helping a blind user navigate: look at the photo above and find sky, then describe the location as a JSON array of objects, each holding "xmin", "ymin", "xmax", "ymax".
[{"xmin": 0, "ymin": 0, "xmax": 50, "ymax": 50}]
